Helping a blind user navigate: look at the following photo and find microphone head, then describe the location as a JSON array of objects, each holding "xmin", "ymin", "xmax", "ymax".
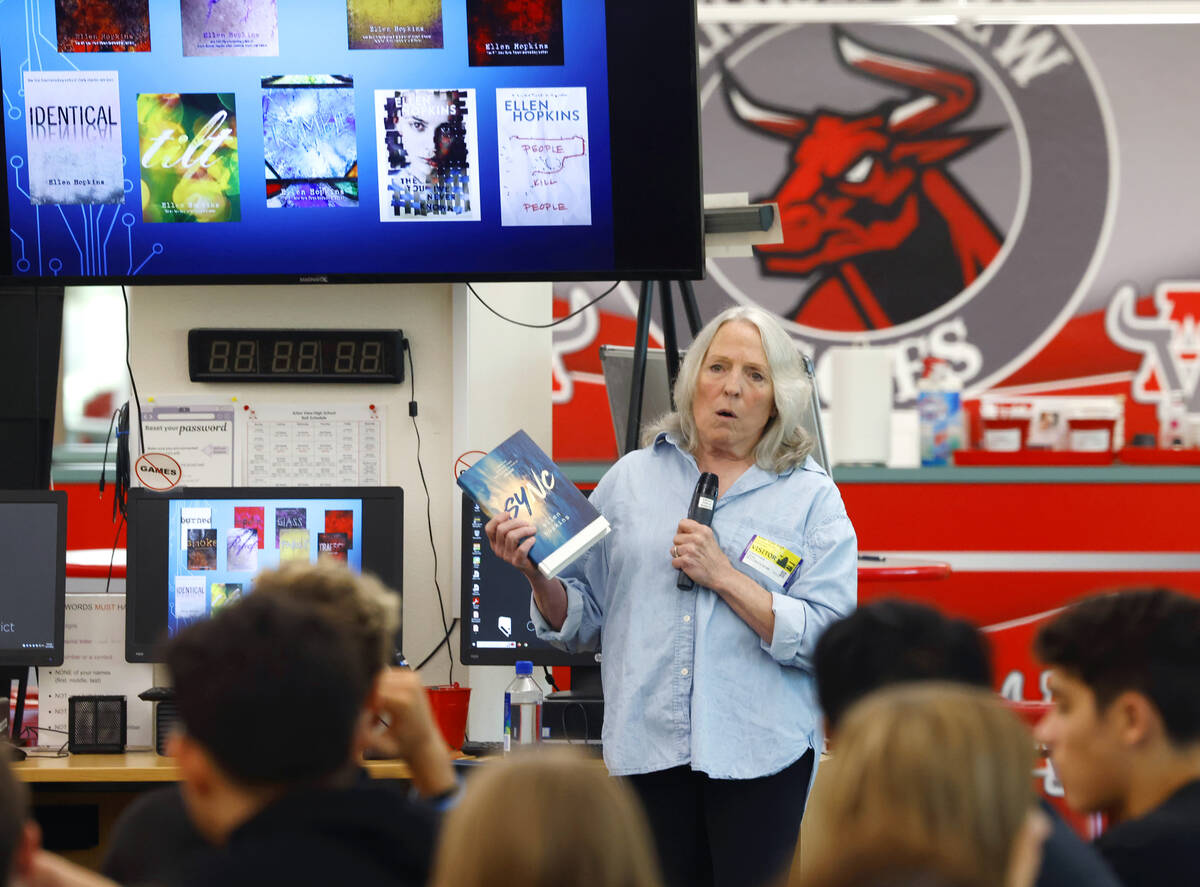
[{"xmin": 697, "ymin": 472, "xmax": 719, "ymax": 499}]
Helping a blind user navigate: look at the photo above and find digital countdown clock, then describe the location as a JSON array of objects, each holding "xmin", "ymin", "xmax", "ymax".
[{"xmin": 188, "ymin": 329, "xmax": 405, "ymax": 383}]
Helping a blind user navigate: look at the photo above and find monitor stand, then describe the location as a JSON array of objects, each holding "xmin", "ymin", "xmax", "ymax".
[{"xmin": 1, "ymin": 668, "xmax": 29, "ymax": 759}]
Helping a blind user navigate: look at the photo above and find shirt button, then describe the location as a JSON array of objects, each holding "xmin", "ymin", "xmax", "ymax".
[
  {"xmin": 681, "ymin": 668, "xmax": 689, "ymax": 676},
  {"xmin": 683, "ymin": 615, "xmax": 691, "ymax": 623}
]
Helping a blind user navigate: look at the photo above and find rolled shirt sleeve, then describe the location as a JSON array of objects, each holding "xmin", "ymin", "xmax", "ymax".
[{"xmin": 764, "ymin": 509, "xmax": 858, "ymax": 668}]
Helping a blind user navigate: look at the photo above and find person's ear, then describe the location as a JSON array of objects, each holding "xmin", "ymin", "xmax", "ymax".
[
  {"xmin": 12, "ymin": 819, "xmax": 41, "ymax": 878},
  {"xmin": 174, "ymin": 733, "xmax": 218, "ymax": 797},
  {"xmin": 1109, "ymin": 690, "xmax": 1160, "ymax": 748}
]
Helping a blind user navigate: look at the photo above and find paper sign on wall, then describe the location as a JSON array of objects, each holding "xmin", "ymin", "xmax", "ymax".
[{"xmin": 39, "ymin": 595, "xmax": 154, "ymax": 750}]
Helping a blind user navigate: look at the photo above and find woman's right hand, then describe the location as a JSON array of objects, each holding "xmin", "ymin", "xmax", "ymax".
[{"xmin": 484, "ymin": 515, "xmax": 540, "ymax": 581}]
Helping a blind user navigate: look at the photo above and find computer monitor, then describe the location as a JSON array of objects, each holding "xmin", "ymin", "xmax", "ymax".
[
  {"xmin": 126, "ymin": 486, "xmax": 403, "ymax": 662},
  {"xmin": 459, "ymin": 493, "xmax": 600, "ymax": 669},
  {"xmin": 0, "ymin": 490, "xmax": 66, "ymax": 668}
]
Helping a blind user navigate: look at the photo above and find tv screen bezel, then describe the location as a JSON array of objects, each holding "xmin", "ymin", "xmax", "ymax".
[
  {"xmin": 0, "ymin": 490, "xmax": 67, "ymax": 668},
  {"xmin": 125, "ymin": 485, "xmax": 403, "ymax": 663},
  {"xmin": 0, "ymin": 1, "xmax": 703, "ymax": 285}
]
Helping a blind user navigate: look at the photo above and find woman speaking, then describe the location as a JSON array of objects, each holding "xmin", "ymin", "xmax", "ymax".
[{"xmin": 486, "ymin": 306, "xmax": 858, "ymax": 887}]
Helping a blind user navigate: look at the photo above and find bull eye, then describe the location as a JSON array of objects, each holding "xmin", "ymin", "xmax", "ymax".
[{"xmin": 843, "ymin": 155, "xmax": 874, "ymax": 184}]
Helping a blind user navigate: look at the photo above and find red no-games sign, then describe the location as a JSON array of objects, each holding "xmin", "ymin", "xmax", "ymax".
[{"xmin": 134, "ymin": 452, "xmax": 183, "ymax": 491}]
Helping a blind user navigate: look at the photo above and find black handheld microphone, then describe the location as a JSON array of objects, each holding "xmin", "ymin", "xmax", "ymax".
[{"xmin": 677, "ymin": 472, "xmax": 719, "ymax": 590}]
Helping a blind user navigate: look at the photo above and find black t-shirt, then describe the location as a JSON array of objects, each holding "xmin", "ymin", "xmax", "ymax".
[
  {"xmin": 1035, "ymin": 799, "xmax": 1121, "ymax": 887},
  {"xmin": 1094, "ymin": 779, "xmax": 1200, "ymax": 887}
]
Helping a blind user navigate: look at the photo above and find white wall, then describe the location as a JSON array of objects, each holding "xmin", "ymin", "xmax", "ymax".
[{"xmin": 128, "ymin": 281, "xmax": 552, "ymax": 740}]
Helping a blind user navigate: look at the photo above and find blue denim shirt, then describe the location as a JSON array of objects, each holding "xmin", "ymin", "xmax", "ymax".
[{"xmin": 531, "ymin": 433, "xmax": 858, "ymax": 779}]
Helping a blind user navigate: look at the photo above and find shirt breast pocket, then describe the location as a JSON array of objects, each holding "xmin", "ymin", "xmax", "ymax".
[{"xmin": 719, "ymin": 519, "xmax": 802, "ymax": 595}]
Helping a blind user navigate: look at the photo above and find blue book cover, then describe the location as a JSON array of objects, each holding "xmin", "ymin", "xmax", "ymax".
[{"xmin": 456, "ymin": 429, "xmax": 609, "ymax": 579}]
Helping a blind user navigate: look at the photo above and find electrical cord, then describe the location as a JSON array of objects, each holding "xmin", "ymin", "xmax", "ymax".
[
  {"xmin": 17, "ymin": 725, "xmax": 69, "ymax": 758},
  {"xmin": 404, "ymin": 338, "xmax": 455, "ymax": 684},
  {"xmin": 411, "ymin": 618, "xmax": 460, "ymax": 672},
  {"xmin": 120, "ymin": 286, "xmax": 145, "ymax": 457},
  {"xmin": 100, "ymin": 401, "xmax": 131, "ymax": 594},
  {"xmin": 467, "ymin": 281, "xmax": 621, "ymax": 329},
  {"xmin": 561, "ymin": 701, "xmax": 590, "ymax": 745}
]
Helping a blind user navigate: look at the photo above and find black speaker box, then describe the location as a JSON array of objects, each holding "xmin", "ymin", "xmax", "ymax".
[
  {"xmin": 67, "ymin": 696, "xmax": 126, "ymax": 754},
  {"xmin": 155, "ymin": 701, "xmax": 180, "ymax": 756}
]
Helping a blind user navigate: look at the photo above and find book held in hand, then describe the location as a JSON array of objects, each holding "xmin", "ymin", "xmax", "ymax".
[{"xmin": 456, "ymin": 429, "xmax": 609, "ymax": 579}]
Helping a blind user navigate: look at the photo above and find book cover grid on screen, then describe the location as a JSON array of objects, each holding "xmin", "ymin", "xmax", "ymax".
[
  {"xmin": 0, "ymin": 1, "xmax": 701, "ymax": 283},
  {"xmin": 460, "ymin": 493, "xmax": 599, "ymax": 668},
  {"xmin": 125, "ymin": 486, "xmax": 403, "ymax": 662},
  {"xmin": 0, "ymin": 491, "xmax": 67, "ymax": 668}
]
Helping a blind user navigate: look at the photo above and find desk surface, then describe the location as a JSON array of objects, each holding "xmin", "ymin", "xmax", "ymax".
[
  {"xmin": 857, "ymin": 554, "xmax": 952, "ymax": 582},
  {"xmin": 13, "ymin": 752, "xmax": 414, "ymax": 784}
]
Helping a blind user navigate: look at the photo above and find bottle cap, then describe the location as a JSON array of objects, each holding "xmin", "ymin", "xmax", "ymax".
[{"xmin": 515, "ymin": 660, "xmax": 533, "ymax": 675}]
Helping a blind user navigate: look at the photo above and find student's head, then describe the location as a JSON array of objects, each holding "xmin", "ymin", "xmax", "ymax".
[
  {"xmin": 431, "ymin": 746, "xmax": 664, "ymax": 887},
  {"xmin": 0, "ymin": 755, "xmax": 39, "ymax": 885},
  {"xmin": 803, "ymin": 684, "xmax": 1041, "ymax": 887},
  {"xmin": 166, "ymin": 593, "xmax": 370, "ymax": 842},
  {"xmin": 799, "ymin": 846, "xmax": 989, "ymax": 887},
  {"xmin": 814, "ymin": 599, "xmax": 992, "ymax": 733},
  {"xmin": 251, "ymin": 561, "xmax": 400, "ymax": 686},
  {"xmin": 1033, "ymin": 588, "xmax": 1200, "ymax": 814}
]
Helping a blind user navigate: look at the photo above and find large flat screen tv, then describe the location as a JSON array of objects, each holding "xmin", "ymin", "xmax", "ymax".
[
  {"xmin": 125, "ymin": 485, "xmax": 403, "ymax": 662},
  {"xmin": 0, "ymin": 1, "xmax": 701, "ymax": 284}
]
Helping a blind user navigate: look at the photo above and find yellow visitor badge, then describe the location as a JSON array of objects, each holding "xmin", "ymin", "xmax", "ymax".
[{"xmin": 739, "ymin": 535, "xmax": 802, "ymax": 588}]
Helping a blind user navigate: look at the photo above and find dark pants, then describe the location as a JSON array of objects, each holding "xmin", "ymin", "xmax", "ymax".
[{"xmin": 626, "ymin": 749, "xmax": 814, "ymax": 887}]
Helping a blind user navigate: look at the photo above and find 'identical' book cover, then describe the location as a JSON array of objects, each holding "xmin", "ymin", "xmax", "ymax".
[
  {"xmin": 181, "ymin": 0, "xmax": 279, "ymax": 57},
  {"xmin": 348, "ymin": 0, "xmax": 443, "ymax": 50},
  {"xmin": 262, "ymin": 75, "xmax": 358, "ymax": 208},
  {"xmin": 138, "ymin": 92, "xmax": 241, "ymax": 223},
  {"xmin": 496, "ymin": 87, "xmax": 590, "ymax": 227},
  {"xmin": 467, "ymin": 0, "xmax": 563, "ymax": 67},
  {"xmin": 376, "ymin": 88, "xmax": 480, "ymax": 222},
  {"xmin": 56, "ymin": 0, "xmax": 151, "ymax": 52},
  {"xmin": 23, "ymin": 70, "xmax": 125, "ymax": 207},
  {"xmin": 457, "ymin": 429, "xmax": 609, "ymax": 579}
]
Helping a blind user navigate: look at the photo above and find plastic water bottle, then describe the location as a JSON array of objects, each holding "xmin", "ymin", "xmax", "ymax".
[{"xmin": 503, "ymin": 660, "xmax": 543, "ymax": 751}]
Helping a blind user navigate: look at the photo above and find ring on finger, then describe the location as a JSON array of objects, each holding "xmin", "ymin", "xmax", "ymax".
[{"xmin": 672, "ymin": 545, "xmax": 679, "ymax": 558}]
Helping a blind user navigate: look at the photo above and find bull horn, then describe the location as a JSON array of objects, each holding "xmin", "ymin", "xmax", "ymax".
[
  {"xmin": 834, "ymin": 28, "xmax": 976, "ymax": 135},
  {"xmin": 721, "ymin": 62, "xmax": 810, "ymax": 140}
]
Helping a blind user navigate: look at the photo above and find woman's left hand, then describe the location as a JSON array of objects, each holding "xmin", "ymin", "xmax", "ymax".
[{"xmin": 672, "ymin": 519, "xmax": 737, "ymax": 591}]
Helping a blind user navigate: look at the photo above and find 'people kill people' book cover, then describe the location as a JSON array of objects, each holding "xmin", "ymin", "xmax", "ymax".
[
  {"xmin": 262, "ymin": 75, "xmax": 357, "ymax": 208},
  {"xmin": 138, "ymin": 93, "xmax": 240, "ymax": 222},
  {"xmin": 56, "ymin": 0, "xmax": 151, "ymax": 52},
  {"xmin": 23, "ymin": 70, "xmax": 125, "ymax": 206},
  {"xmin": 466, "ymin": 0, "xmax": 563, "ymax": 67},
  {"xmin": 457, "ymin": 429, "xmax": 609, "ymax": 579},
  {"xmin": 376, "ymin": 88, "xmax": 479, "ymax": 221},
  {"xmin": 496, "ymin": 87, "xmax": 590, "ymax": 227},
  {"xmin": 181, "ymin": 0, "xmax": 279, "ymax": 57},
  {"xmin": 347, "ymin": 0, "xmax": 443, "ymax": 50}
]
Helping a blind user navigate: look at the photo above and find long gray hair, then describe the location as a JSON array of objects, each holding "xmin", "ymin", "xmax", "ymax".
[{"xmin": 641, "ymin": 305, "xmax": 815, "ymax": 473}]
